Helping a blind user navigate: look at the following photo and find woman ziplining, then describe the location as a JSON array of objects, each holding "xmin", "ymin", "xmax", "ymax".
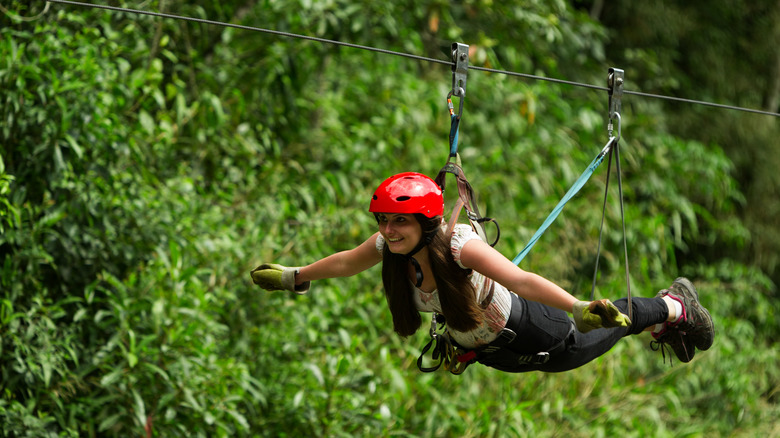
[
  {"xmin": 251, "ymin": 47, "xmax": 714, "ymax": 374},
  {"xmin": 250, "ymin": 171, "xmax": 715, "ymax": 373}
]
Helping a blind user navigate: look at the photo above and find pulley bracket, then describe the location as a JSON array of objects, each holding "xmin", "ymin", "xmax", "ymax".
[
  {"xmin": 451, "ymin": 42, "xmax": 469, "ymax": 99},
  {"xmin": 607, "ymin": 67, "xmax": 625, "ymax": 139}
]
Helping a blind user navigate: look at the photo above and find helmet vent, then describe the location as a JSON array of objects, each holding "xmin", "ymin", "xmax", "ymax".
[
  {"xmin": 396, "ymin": 196, "xmax": 411, "ymax": 202},
  {"xmin": 372, "ymin": 195, "xmax": 378, "ymax": 200}
]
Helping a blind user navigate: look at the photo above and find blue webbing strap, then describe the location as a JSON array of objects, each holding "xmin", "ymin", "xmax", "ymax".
[
  {"xmin": 449, "ymin": 114, "xmax": 460, "ymax": 157},
  {"xmin": 512, "ymin": 137, "xmax": 617, "ymax": 265}
]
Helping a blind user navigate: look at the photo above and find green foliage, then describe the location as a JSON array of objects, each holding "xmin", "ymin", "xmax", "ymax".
[
  {"xmin": 1, "ymin": 0, "xmax": 778, "ymax": 437},
  {"xmin": 591, "ymin": 0, "xmax": 780, "ymax": 284}
]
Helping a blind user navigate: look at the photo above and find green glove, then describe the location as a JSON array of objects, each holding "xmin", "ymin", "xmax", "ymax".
[
  {"xmin": 250, "ymin": 263, "xmax": 310, "ymax": 294},
  {"xmin": 572, "ymin": 299, "xmax": 631, "ymax": 333}
]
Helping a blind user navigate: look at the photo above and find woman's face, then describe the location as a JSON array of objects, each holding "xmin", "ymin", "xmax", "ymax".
[{"xmin": 376, "ymin": 213, "xmax": 422, "ymax": 254}]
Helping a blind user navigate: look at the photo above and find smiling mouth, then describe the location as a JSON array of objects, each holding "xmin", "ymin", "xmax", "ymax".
[{"xmin": 388, "ymin": 237, "xmax": 403, "ymax": 243}]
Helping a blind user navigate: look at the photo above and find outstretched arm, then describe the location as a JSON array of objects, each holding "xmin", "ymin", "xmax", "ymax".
[
  {"xmin": 295, "ymin": 232, "xmax": 384, "ymax": 284},
  {"xmin": 460, "ymin": 238, "xmax": 631, "ymax": 332},
  {"xmin": 458, "ymin": 238, "xmax": 578, "ymax": 313}
]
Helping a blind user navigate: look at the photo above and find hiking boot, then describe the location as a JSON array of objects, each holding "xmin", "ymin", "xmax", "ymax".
[
  {"xmin": 664, "ymin": 277, "xmax": 714, "ymax": 351},
  {"xmin": 650, "ymin": 278, "xmax": 714, "ymax": 363}
]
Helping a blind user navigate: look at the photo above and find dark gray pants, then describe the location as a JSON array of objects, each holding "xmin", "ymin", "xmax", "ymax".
[{"xmin": 478, "ymin": 293, "xmax": 668, "ymax": 373}]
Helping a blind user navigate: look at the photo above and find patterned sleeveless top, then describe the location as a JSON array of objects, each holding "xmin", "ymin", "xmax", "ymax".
[{"xmin": 376, "ymin": 224, "xmax": 513, "ymax": 348}]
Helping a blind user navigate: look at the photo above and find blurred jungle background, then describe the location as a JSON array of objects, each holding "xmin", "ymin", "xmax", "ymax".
[{"xmin": 1, "ymin": 0, "xmax": 778, "ymax": 436}]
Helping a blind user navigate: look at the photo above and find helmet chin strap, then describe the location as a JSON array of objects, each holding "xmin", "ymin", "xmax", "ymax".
[
  {"xmin": 405, "ymin": 233, "xmax": 435, "ymax": 288},
  {"xmin": 408, "ymin": 257, "xmax": 424, "ymax": 288}
]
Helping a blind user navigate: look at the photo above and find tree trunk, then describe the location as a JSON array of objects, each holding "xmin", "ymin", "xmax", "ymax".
[{"xmin": 764, "ymin": 2, "xmax": 780, "ymax": 112}]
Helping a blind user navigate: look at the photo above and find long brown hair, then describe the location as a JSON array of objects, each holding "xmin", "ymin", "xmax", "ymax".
[{"xmin": 381, "ymin": 214, "xmax": 484, "ymax": 336}]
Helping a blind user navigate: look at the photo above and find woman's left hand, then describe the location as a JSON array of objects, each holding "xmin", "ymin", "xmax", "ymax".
[{"xmin": 573, "ymin": 299, "xmax": 631, "ymax": 333}]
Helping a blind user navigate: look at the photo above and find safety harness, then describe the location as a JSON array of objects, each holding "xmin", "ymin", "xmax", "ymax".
[{"xmin": 415, "ymin": 160, "xmax": 501, "ymax": 375}]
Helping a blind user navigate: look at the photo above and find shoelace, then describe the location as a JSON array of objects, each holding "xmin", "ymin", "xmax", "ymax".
[
  {"xmin": 650, "ymin": 339, "xmax": 673, "ymax": 366},
  {"xmin": 650, "ymin": 330, "xmax": 692, "ymax": 366}
]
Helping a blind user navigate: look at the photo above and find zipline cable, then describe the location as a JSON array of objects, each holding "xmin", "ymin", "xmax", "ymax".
[
  {"xmin": 40, "ymin": 0, "xmax": 780, "ymax": 118},
  {"xmin": 43, "ymin": 0, "xmax": 452, "ymax": 67}
]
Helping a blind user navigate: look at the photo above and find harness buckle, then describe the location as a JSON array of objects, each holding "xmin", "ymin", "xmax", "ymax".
[
  {"xmin": 532, "ymin": 352, "xmax": 550, "ymax": 364},
  {"xmin": 497, "ymin": 327, "xmax": 517, "ymax": 344}
]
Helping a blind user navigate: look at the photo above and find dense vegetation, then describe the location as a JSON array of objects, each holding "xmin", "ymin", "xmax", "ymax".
[{"xmin": 1, "ymin": 0, "xmax": 778, "ymax": 436}]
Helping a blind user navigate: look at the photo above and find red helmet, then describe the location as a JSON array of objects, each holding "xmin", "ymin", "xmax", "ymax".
[{"xmin": 369, "ymin": 172, "xmax": 443, "ymax": 218}]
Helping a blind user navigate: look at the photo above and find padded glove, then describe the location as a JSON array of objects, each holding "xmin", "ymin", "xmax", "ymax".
[
  {"xmin": 573, "ymin": 299, "xmax": 631, "ymax": 333},
  {"xmin": 250, "ymin": 263, "xmax": 310, "ymax": 294}
]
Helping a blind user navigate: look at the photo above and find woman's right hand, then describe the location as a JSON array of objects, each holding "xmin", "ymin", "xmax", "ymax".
[{"xmin": 250, "ymin": 263, "xmax": 310, "ymax": 294}]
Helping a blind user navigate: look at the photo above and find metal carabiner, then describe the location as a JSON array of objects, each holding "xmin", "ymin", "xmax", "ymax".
[
  {"xmin": 610, "ymin": 112, "xmax": 622, "ymax": 143},
  {"xmin": 429, "ymin": 312, "xmax": 439, "ymax": 338},
  {"xmin": 447, "ymin": 89, "xmax": 465, "ymax": 120}
]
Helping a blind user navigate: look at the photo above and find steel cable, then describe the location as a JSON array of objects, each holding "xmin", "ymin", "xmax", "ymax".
[{"xmin": 36, "ymin": 0, "xmax": 780, "ymax": 118}]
